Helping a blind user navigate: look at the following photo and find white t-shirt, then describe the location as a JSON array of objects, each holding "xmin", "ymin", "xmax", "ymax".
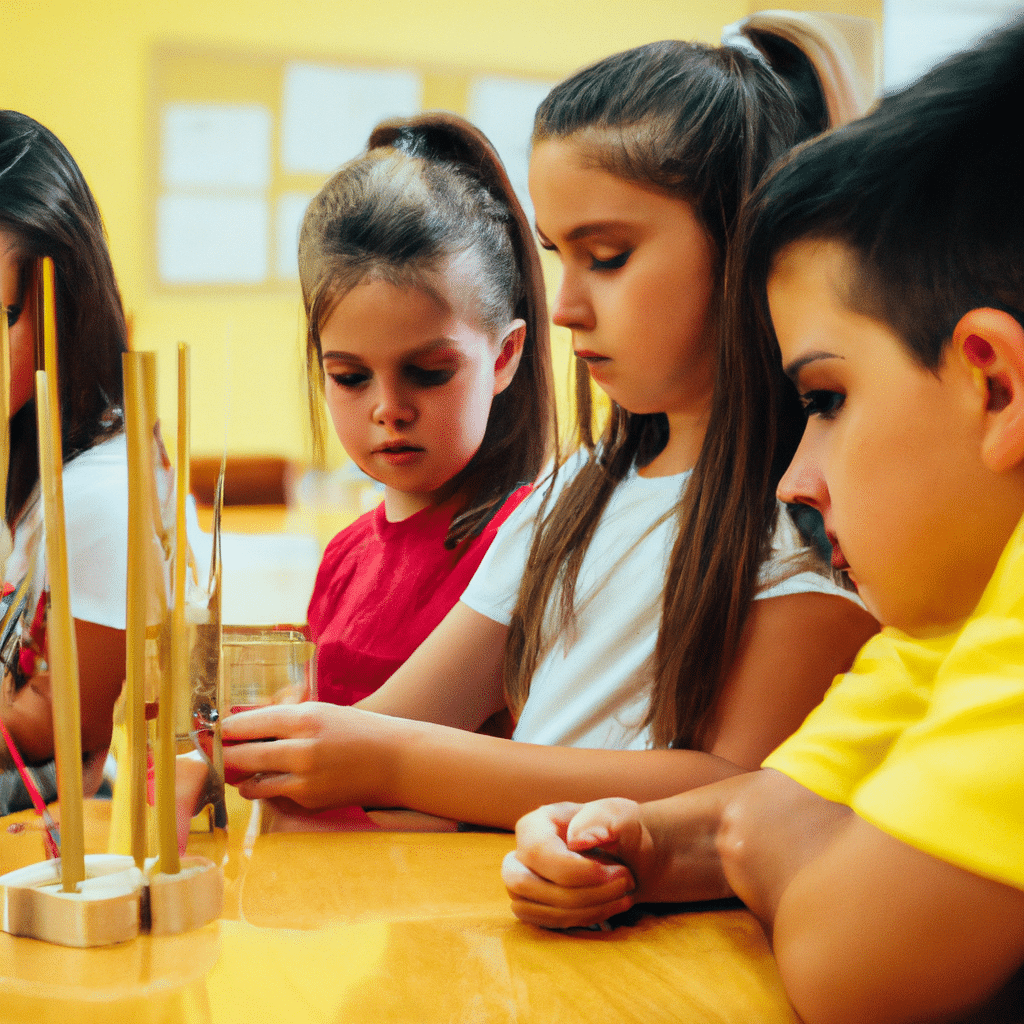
[
  {"xmin": 5, "ymin": 433, "xmax": 207, "ymax": 632},
  {"xmin": 461, "ymin": 453, "xmax": 859, "ymax": 750}
]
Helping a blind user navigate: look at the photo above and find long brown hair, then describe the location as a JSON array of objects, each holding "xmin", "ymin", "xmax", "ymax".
[
  {"xmin": 0, "ymin": 111, "xmax": 127, "ymax": 524},
  {"xmin": 504, "ymin": 41, "xmax": 821, "ymax": 749},
  {"xmin": 299, "ymin": 113, "xmax": 554, "ymax": 547}
]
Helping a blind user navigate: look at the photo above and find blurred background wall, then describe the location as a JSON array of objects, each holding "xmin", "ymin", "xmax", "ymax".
[{"xmin": 1, "ymin": 0, "xmax": 883, "ymax": 470}]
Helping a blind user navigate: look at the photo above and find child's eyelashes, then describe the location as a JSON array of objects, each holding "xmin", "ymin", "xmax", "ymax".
[
  {"xmin": 404, "ymin": 366, "xmax": 456, "ymax": 388},
  {"xmin": 5, "ymin": 304, "xmax": 21, "ymax": 329},
  {"xmin": 533, "ymin": 233, "xmax": 631, "ymax": 272},
  {"xmin": 589, "ymin": 251, "xmax": 630, "ymax": 271},
  {"xmin": 324, "ymin": 365, "xmax": 457, "ymax": 391},
  {"xmin": 327, "ymin": 370, "xmax": 370, "ymax": 389},
  {"xmin": 800, "ymin": 389, "xmax": 845, "ymax": 419}
]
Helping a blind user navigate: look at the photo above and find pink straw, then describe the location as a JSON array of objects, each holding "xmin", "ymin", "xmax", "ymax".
[{"xmin": 0, "ymin": 716, "xmax": 61, "ymax": 859}]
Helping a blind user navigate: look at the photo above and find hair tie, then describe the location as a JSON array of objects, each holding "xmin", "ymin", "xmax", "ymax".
[
  {"xmin": 721, "ymin": 11, "xmax": 880, "ymax": 128},
  {"xmin": 720, "ymin": 28, "xmax": 770, "ymax": 67}
]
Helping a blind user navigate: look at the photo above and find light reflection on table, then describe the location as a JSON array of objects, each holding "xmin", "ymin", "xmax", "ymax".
[{"xmin": 0, "ymin": 795, "xmax": 797, "ymax": 1024}]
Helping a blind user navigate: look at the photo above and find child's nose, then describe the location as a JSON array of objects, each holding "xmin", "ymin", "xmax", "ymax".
[
  {"xmin": 551, "ymin": 273, "xmax": 594, "ymax": 332},
  {"xmin": 373, "ymin": 382, "xmax": 415, "ymax": 427},
  {"xmin": 777, "ymin": 441, "xmax": 828, "ymax": 512}
]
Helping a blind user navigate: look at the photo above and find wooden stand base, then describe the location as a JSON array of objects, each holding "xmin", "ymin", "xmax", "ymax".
[
  {"xmin": 0, "ymin": 854, "xmax": 143, "ymax": 947},
  {"xmin": 147, "ymin": 856, "xmax": 223, "ymax": 936},
  {"xmin": 0, "ymin": 853, "xmax": 223, "ymax": 947}
]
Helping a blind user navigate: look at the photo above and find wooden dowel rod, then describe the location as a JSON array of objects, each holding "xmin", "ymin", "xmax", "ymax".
[
  {"xmin": 37, "ymin": 258, "xmax": 85, "ymax": 892},
  {"xmin": 157, "ymin": 345, "xmax": 189, "ymax": 876},
  {"xmin": 123, "ymin": 352, "xmax": 151, "ymax": 868}
]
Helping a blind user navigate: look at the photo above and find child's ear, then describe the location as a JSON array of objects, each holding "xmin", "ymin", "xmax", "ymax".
[
  {"xmin": 954, "ymin": 307, "xmax": 1024, "ymax": 471},
  {"xmin": 493, "ymin": 320, "xmax": 526, "ymax": 395}
]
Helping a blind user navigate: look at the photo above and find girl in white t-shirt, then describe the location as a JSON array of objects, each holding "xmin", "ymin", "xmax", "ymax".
[
  {"xmin": 0, "ymin": 111, "xmax": 131, "ymax": 813},
  {"xmin": 223, "ymin": 34, "xmax": 879, "ymax": 831}
]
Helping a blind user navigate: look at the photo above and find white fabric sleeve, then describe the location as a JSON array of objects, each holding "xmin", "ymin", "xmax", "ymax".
[
  {"xmin": 34, "ymin": 435, "xmax": 206, "ymax": 632},
  {"xmin": 460, "ymin": 482, "xmax": 546, "ymax": 627},
  {"xmin": 460, "ymin": 456, "xmax": 579, "ymax": 627},
  {"xmin": 61, "ymin": 439, "xmax": 130, "ymax": 630}
]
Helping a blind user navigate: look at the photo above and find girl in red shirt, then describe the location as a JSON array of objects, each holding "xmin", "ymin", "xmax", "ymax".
[{"xmin": 300, "ymin": 114, "xmax": 553, "ymax": 711}]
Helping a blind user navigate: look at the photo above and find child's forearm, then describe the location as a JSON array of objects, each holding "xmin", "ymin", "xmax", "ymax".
[
  {"xmin": 356, "ymin": 601, "xmax": 509, "ymax": 731},
  {"xmin": 381, "ymin": 721, "xmax": 747, "ymax": 830},
  {"xmin": 769, "ymin": 813, "xmax": 1024, "ymax": 1024},
  {"xmin": 228, "ymin": 705, "xmax": 744, "ymax": 827},
  {"xmin": 624, "ymin": 774, "xmax": 760, "ymax": 905},
  {"xmin": 703, "ymin": 771, "xmax": 1024, "ymax": 1024},
  {"xmin": 575, "ymin": 770, "xmax": 852, "ymax": 912}
]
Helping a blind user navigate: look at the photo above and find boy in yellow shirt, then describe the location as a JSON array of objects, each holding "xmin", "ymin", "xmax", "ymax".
[{"xmin": 502, "ymin": 17, "xmax": 1024, "ymax": 1024}]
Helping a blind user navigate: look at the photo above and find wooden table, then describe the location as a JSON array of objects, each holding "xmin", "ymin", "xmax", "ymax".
[{"xmin": 0, "ymin": 796, "xmax": 797, "ymax": 1024}]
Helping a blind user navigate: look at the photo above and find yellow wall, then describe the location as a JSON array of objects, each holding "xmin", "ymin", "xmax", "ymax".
[{"xmin": 1, "ymin": 0, "xmax": 881, "ymax": 466}]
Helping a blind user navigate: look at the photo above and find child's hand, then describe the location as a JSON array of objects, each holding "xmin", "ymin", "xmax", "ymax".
[
  {"xmin": 504, "ymin": 785, "xmax": 746, "ymax": 928},
  {"xmin": 175, "ymin": 750, "xmax": 211, "ymax": 854},
  {"xmin": 502, "ymin": 799, "xmax": 647, "ymax": 930},
  {"xmin": 219, "ymin": 702, "xmax": 395, "ymax": 810}
]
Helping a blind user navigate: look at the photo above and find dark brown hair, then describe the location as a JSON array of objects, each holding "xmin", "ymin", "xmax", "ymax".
[
  {"xmin": 504, "ymin": 40, "xmax": 823, "ymax": 749},
  {"xmin": 737, "ymin": 14, "xmax": 1024, "ymax": 374},
  {"xmin": 299, "ymin": 113, "xmax": 554, "ymax": 547},
  {"xmin": 0, "ymin": 111, "xmax": 127, "ymax": 524}
]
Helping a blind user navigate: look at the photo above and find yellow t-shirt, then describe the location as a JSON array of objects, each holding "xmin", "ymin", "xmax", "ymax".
[{"xmin": 764, "ymin": 514, "xmax": 1024, "ymax": 891}]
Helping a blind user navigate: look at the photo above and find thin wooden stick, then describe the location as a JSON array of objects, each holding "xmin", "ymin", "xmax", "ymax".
[
  {"xmin": 123, "ymin": 352, "xmax": 151, "ymax": 868},
  {"xmin": 37, "ymin": 257, "xmax": 85, "ymax": 892},
  {"xmin": 139, "ymin": 357, "xmax": 170, "ymax": 867},
  {"xmin": 157, "ymin": 345, "xmax": 189, "ymax": 876},
  {"xmin": 175, "ymin": 343, "xmax": 193, "ymax": 749}
]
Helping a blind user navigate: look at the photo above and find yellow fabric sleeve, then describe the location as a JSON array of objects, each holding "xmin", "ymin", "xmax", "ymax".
[{"xmin": 764, "ymin": 512, "xmax": 1024, "ymax": 891}]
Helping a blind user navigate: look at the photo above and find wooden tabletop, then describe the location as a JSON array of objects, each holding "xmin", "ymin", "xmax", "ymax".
[{"xmin": 0, "ymin": 796, "xmax": 797, "ymax": 1024}]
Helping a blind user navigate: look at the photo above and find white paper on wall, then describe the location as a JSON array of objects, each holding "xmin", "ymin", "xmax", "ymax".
[
  {"xmin": 162, "ymin": 103, "xmax": 272, "ymax": 188},
  {"xmin": 884, "ymin": 0, "xmax": 1022, "ymax": 88},
  {"xmin": 468, "ymin": 76, "xmax": 555, "ymax": 221},
  {"xmin": 281, "ymin": 62, "xmax": 422, "ymax": 173},
  {"xmin": 158, "ymin": 194, "xmax": 269, "ymax": 284}
]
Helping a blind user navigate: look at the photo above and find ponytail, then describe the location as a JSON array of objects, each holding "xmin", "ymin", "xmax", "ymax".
[{"xmin": 299, "ymin": 112, "xmax": 554, "ymax": 548}]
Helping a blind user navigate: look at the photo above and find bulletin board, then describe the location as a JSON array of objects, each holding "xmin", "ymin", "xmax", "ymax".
[{"xmin": 148, "ymin": 45, "xmax": 555, "ymax": 294}]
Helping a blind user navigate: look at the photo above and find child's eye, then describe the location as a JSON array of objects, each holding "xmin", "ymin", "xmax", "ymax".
[
  {"xmin": 405, "ymin": 366, "xmax": 456, "ymax": 388},
  {"xmin": 800, "ymin": 389, "xmax": 845, "ymax": 419},
  {"xmin": 327, "ymin": 370, "xmax": 370, "ymax": 389},
  {"xmin": 590, "ymin": 251, "xmax": 630, "ymax": 271},
  {"xmin": 5, "ymin": 305, "xmax": 21, "ymax": 330}
]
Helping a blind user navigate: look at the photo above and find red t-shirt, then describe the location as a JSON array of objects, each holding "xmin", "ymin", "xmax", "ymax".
[{"xmin": 308, "ymin": 487, "xmax": 530, "ymax": 706}]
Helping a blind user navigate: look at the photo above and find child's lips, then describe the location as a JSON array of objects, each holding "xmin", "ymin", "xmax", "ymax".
[
  {"xmin": 574, "ymin": 348, "xmax": 608, "ymax": 363},
  {"xmin": 374, "ymin": 441, "xmax": 422, "ymax": 453},
  {"xmin": 374, "ymin": 441, "xmax": 424, "ymax": 465},
  {"xmin": 828, "ymin": 533, "xmax": 851, "ymax": 573}
]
